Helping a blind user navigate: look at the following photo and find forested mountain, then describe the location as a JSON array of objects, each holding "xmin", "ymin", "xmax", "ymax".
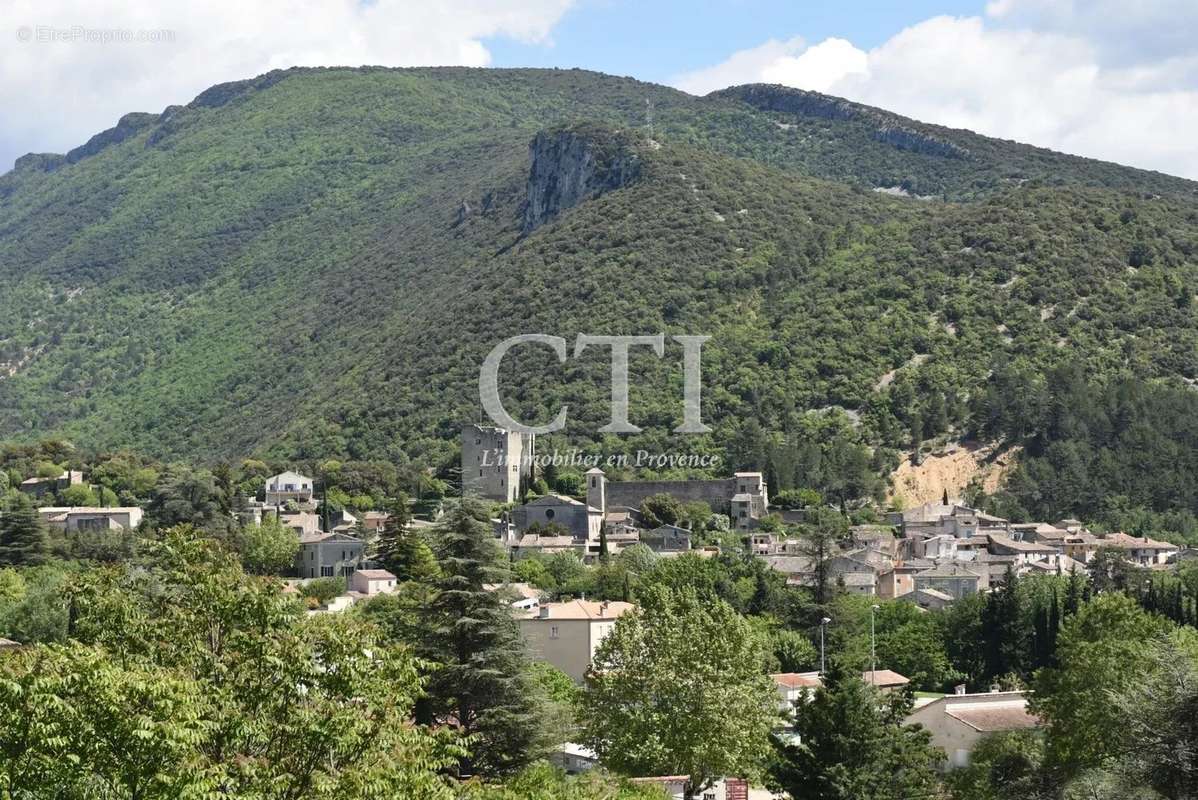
[{"xmin": 2, "ymin": 66, "xmax": 1198, "ymax": 529}]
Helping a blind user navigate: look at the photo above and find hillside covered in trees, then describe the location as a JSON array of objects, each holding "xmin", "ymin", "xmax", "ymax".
[{"xmin": 3, "ymin": 66, "xmax": 1198, "ymax": 533}]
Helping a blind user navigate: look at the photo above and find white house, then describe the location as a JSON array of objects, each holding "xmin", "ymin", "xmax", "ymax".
[
  {"xmin": 906, "ymin": 691, "xmax": 1040, "ymax": 768},
  {"xmin": 265, "ymin": 471, "xmax": 315, "ymax": 505},
  {"xmin": 350, "ymin": 569, "xmax": 397, "ymax": 595},
  {"xmin": 1100, "ymin": 533, "xmax": 1179, "ymax": 565}
]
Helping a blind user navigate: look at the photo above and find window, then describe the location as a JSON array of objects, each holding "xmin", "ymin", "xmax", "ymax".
[
  {"xmin": 545, "ymin": 509, "xmax": 555, "ymax": 519},
  {"xmin": 320, "ymin": 566, "xmax": 334, "ymax": 577},
  {"xmin": 550, "ymin": 626, "xmax": 559, "ymax": 639}
]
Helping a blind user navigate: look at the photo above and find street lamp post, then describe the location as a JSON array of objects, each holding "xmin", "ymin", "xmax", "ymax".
[
  {"xmin": 819, "ymin": 617, "xmax": 831, "ymax": 674},
  {"xmin": 870, "ymin": 604, "xmax": 880, "ymax": 685}
]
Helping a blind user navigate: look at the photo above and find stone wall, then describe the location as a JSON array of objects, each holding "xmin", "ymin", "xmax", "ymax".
[{"xmin": 605, "ymin": 479, "xmax": 735, "ymax": 514}]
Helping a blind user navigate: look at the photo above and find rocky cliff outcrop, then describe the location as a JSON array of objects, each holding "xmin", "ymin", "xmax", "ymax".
[
  {"xmin": 521, "ymin": 126, "xmax": 642, "ymax": 234},
  {"xmin": 715, "ymin": 84, "xmax": 969, "ymax": 160},
  {"xmin": 65, "ymin": 112, "xmax": 158, "ymax": 164}
]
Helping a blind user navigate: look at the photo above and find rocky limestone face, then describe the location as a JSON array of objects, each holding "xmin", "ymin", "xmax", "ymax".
[
  {"xmin": 716, "ymin": 83, "xmax": 969, "ymax": 161},
  {"xmin": 521, "ymin": 128, "xmax": 641, "ymax": 234}
]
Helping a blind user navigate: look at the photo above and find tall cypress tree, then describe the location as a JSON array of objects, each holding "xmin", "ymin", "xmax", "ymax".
[
  {"xmin": 1047, "ymin": 587, "xmax": 1061, "ymax": 667},
  {"xmin": 1064, "ymin": 568, "xmax": 1083, "ymax": 617},
  {"xmin": 0, "ymin": 493, "xmax": 49, "ymax": 567},
  {"xmin": 415, "ymin": 500, "xmax": 546, "ymax": 777},
  {"xmin": 982, "ymin": 566, "xmax": 1025, "ymax": 681}
]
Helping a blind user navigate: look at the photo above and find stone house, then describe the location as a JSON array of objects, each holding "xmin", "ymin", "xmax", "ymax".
[
  {"xmin": 38, "ymin": 506, "xmax": 143, "ymax": 532},
  {"xmin": 986, "ymin": 534, "xmax": 1060, "ymax": 568},
  {"xmin": 641, "ymin": 524, "xmax": 692, "ymax": 554},
  {"xmin": 519, "ymin": 599, "xmax": 636, "ymax": 682},
  {"xmin": 877, "ymin": 558, "xmax": 933, "ymax": 599},
  {"xmin": 19, "ymin": 470, "xmax": 84, "ymax": 499},
  {"xmin": 295, "ymin": 531, "xmax": 363, "ymax": 579},
  {"xmin": 898, "ymin": 587, "xmax": 956, "ymax": 611},
  {"xmin": 1099, "ymin": 533, "xmax": 1179, "ymax": 565},
  {"xmin": 509, "ymin": 533, "xmax": 584, "ymax": 560},
  {"xmin": 914, "ymin": 563, "xmax": 985, "ymax": 599}
]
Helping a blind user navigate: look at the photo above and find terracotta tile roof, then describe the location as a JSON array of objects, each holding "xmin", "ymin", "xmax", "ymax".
[
  {"xmin": 862, "ymin": 669, "xmax": 910, "ymax": 687},
  {"xmin": 354, "ymin": 569, "xmax": 396, "ymax": 580},
  {"xmin": 947, "ymin": 702, "xmax": 1040, "ymax": 732},
  {"xmin": 771, "ymin": 672, "xmax": 823, "ymax": 689},
  {"xmin": 1101, "ymin": 532, "xmax": 1178, "ymax": 551},
  {"xmin": 520, "ymin": 599, "xmax": 635, "ymax": 621}
]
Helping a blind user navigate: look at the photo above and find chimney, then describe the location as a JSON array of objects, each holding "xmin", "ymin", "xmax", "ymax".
[
  {"xmin": 954, "ymin": 684, "xmax": 966, "ymax": 695},
  {"xmin": 539, "ymin": 605, "xmax": 550, "ymax": 619},
  {"xmin": 600, "ymin": 601, "xmax": 610, "ymax": 617}
]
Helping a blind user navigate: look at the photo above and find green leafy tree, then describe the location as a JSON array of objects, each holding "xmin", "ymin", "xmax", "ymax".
[
  {"xmin": 945, "ymin": 730, "xmax": 1047, "ymax": 800},
  {"xmin": 1032, "ymin": 592, "xmax": 1173, "ymax": 774},
  {"xmin": 0, "ymin": 564, "xmax": 70, "ymax": 644},
  {"xmin": 303, "ymin": 576, "xmax": 346, "ymax": 606},
  {"xmin": 640, "ymin": 494, "xmax": 682, "ymax": 528},
  {"xmin": 57, "ymin": 483, "xmax": 99, "ymax": 506},
  {"xmin": 579, "ymin": 585, "xmax": 776, "ymax": 799},
  {"xmin": 460, "ymin": 762, "xmax": 666, "ymax": 800},
  {"xmin": 0, "ymin": 493, "xmax": 49, "ymax": 567},
  {"xmin": 0, "ymin": 530, "xmax": 461, "ymax": 798},
  {"xmin": 148, "ymin": 466, "xmax": 227, "ymax": 533},
  {"xmin": 1105, "ymin": 632, "xmax": 1198, "ymax": 800},
  {"xmin": 416, "ymin": 501, "xmax": 548, "ymax": 777},
  {"xmin": 235, "ymin": 516, "xmax": 300, "ymax": 575},
  {"xmin": 770, "ymin": 665, "xmax": 942, "ymax": 800},
  {"xmin": 799, "ymin": 507, "xmax": 849, "ymax": 605},
  {"xmin": 769, "ymin": 626, "xmax": 819, "ymax": 673}
]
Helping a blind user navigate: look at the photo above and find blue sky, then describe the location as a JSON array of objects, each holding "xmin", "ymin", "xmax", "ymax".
[
  {"xmin": 3, "ymin": 0, "xmax": 1197, "ymax": 178},
  {"xmin": 485, "ymin": 0, "xmax": 983, "ymax": 84},
  {"xmin": 486, "ymin": 0, "xmax": 982, "ymax": 84}
]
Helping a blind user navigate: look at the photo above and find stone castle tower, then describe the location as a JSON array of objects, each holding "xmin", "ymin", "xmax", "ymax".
[{"xmin": 461, "ymin": 423, "xmax": 534, "ymax": 503}]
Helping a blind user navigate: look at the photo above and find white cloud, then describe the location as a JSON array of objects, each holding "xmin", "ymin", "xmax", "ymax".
[
  {"xmin": 672, "ymin": 36, "xmax": 806, "ymax": 96},
  {"xmin": 986, "ymin": 0, "xmax": 1198, "ymax": 64},
  {"xmin": 670, "ymin": 12, "xmax": 1198, "ymax": 180},
  {"xmin": 0, "ymin": 0, "xmax": 575, "ymax": 171},
  {"xmin": 759, "ymin": 38, "xmax": 868, "ymax": 94}
]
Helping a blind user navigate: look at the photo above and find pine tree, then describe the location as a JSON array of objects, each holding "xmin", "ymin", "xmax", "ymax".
[
  {"xmin": 772, "ymin": 663, "xmax": 942, "ymax": 800},
  {"xmin": 415, "ymin": 500, "xmax": 546, "ymax": 777},
  {"xmin": 0, "ymin": 493, "xmax": 49, "ymax": 567},
  {"xmin": 374, "ymin": 497, "xmax": 439, "ymax": 584}
]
